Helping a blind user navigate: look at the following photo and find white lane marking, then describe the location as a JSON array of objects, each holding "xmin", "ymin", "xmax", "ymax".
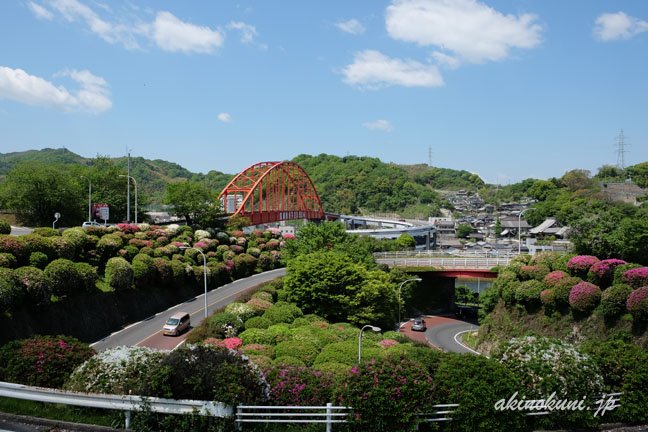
[{"xmin": 453, "ymin": 330, "xmax": 482, "ymax": 355}]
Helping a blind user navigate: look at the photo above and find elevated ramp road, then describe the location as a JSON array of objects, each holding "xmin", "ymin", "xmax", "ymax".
[{"xmin": 91, "ymin": 268, "xmax": 286, "ymax": 352}]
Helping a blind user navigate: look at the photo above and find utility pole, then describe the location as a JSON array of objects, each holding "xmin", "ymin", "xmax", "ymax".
[{"xmin": 126, "ymin": 151, "xmax": 131, "ymax": 223}]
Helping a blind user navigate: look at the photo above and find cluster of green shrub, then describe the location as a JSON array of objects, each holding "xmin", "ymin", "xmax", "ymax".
[
  {"xmin": 3, "ymin": 276, "xmax": 648, "ymax": 431},
  {"xmin": 0, "ymin": 223, "xmax": 286, "ymax": 313},
  {"xmin": 480, "ymin": 252, "xmax": 648, "ymax": 323}
]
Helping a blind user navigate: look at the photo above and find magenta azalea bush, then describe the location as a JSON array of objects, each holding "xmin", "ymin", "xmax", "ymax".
[
  {"xmin": 626, "ymin": 287, "xmax": 648, "ymax": 320},
  {"xmin": 204, "ymin": 337, "xmax": 243, "ymax": 350},
  {"xmin": 337, "ymin": 359, "xmax": 435, "ymax": 431},
  {"xmin": 589, "ymin": 259, "xmax": 627, "ymax": 287},
  {"xmin": 379, "ymin": 339, "xmax": 398, "ymax": 348},
  {"xmin": 540, "ymin": 289, "xmax": 556, "ymax": 307},
  {"xmin": 622, "ymin": 267, "xmax": 648, "ymax": 288},
  {"xmin": 569, "ymin": 281, "xmax": 602, "ymax": 313},
  {"xmin": 567, "ymin": 255, "xmax": 600, "ymax": 276},
  {"xmin": 263, "ymin": 365, "xmax": 335, "ymax": 406},
  {"xmin": 544, "ymin": 270, "xmax": 568, "ymax": 287},
  {"xmin": 0, "ymin": 335, "xmax": 95, "ymax": 388}
]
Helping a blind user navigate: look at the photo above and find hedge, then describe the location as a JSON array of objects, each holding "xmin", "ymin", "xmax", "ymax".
[{"xmin": 105, "ymin": 257, "xmax": 133, "ymax": 291}]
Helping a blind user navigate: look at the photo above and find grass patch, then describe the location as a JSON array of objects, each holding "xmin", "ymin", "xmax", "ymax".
[
  {"xmin": 0, "ymin": 397, "xmax": 122, "ymax": 428},
  {"xmin": 96, "ymin": 277, "xmax": 114, "ymax": 293},
  {"xmin": 461, "ymin": 330, "xmax": 479, "ymax": 350}
]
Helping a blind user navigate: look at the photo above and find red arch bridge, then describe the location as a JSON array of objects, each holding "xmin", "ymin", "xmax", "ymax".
[{"xmin": 218, "ymin": 161, "xmax": 326, "ymax": 225}]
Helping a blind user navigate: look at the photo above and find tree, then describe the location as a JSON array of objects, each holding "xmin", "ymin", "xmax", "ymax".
[
  {"xmin": 283, "ymin": 250, "xmax": 397, "ymax": 329},
  {"xmin": 494, "ymin": 217, "xmax": 503, "ymax": 238},
  {"xmin": 627, "ymin": 162, "xmax": 648, "ymax": 189},
  {"xmin": 528, "ymin": 180, "xmax": 557, "ymax": 201},
  {"xmin": 0, "ymin": 162, "xmax": 85, "ymax": 227},
  {"xmin": 561, "ymin": 169, "xmax": 594, "ymax": 192},
  {"xmin": 456, "ymin": 224, "xmax": 473, "ymax": 238},
  {"xmin": 165, "ymin": 181, "xmax": 221, "ymax": 226}
]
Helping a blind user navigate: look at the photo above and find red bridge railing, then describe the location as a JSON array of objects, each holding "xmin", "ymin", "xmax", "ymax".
[{"xmin": 218, "ymin": 161, "xmax": 325, "ymax": 225}]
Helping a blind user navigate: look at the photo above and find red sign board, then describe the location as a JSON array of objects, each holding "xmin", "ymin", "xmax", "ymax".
[{"xmin": 92, "ymin": 204, "xmax": 109, "ymax": 221}]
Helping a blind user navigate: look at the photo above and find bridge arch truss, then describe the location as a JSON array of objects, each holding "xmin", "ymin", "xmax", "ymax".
[{"xmin": 218, "ymin": 161, "xmax": 325, "ymax": 225}]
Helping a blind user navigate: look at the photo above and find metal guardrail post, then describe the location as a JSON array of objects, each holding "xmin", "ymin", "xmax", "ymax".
[
  {"xmin": 125, "ymin": 410, "xmax": 131, "ymax": 429},
  {"xmin": 326, "ymin": 402, "xmax": 332, "ymax": 432}
]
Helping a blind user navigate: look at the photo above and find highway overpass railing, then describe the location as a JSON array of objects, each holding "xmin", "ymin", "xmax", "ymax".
[{"xmin": 376, "ymin": 256, "xmax": 511, "ymax": 269}]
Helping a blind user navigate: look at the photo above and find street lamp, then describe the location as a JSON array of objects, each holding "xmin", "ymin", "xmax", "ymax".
[
  {"xmin": 518, "ymin": 208, "xmax": 534, "ymax": 254},
  {"xmin": 358, "ymin": 325, "xmax": 381, "ymax": 363},
  {"xmin": 180, "ymin": 246, "xmax": 208, "ymax": 320},
  {"xmin": 80, "ymin": 176, "xmax": 91, "ymax": 222},
  {"xmin": 398, "ymin": 278, "xmax": 422, "ymax": 327},
  {"xmin": 119, "ymin": 175, "xmax": 138, "ymax": 224}
]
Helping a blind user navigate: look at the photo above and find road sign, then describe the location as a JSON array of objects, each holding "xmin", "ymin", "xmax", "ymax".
[{"xmin": 92, "ymin": 204, "xmax": 109, "ymax": 221}]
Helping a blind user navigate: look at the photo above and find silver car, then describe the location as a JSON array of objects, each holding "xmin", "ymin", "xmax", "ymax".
[{"xmin": 411, "ymin": 318, "xmax": 427, "ymax": 332}]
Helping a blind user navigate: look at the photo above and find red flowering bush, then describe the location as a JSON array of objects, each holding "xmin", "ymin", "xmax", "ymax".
[
  {"xmin": 0, "ymin": 335, "xmax": 95, "ymax": 388},
  {"xmin": 544, "ymin": 270, "xmax": 568, "ymax": 287},
  {"xmin": 626, "ymin": 287, "xmax": 648, "ymax": 320},
  {"xmin": 567, "ymin": 255, "xmax": 600, "ymax": 277},
  {"xmin": 622, "ymin": 267, "xmax": 648, "ymax": 288},
  {"xmin": 282, "ymin": 233, "xmax": 295, "ymax": 240},
  {"xmin": 569, "ymin": 281, "xmax": 602, "ymax": 313},
  {"xmin": 117, "ymin": 223, "xmax": 140, "ymax": 234},
  {"xmin": 589, "ymin": 259, "xmax": 627, "ymax": 288},
  {"xmin": 204, "ymin": 337, "xmax": 243, "ymax": 350},
  {"xmin": 0, "ymin": 235, "xmax": 27, "ymax": 262},
  {"xmin": 263, "ymin": 365, "xmax": 335, "ymax": 406},
  {"xmin": 336, "ymin": 359, "xmax": 435, "ymax": 432}
]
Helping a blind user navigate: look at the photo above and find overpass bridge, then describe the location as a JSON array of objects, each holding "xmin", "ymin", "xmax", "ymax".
[{"xmin": 374, "ymin": 252, "xmax": 510, "ymax": 278}]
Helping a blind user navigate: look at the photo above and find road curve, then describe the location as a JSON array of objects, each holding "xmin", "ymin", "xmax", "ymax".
[
  {"xmin": 91, "ymin": 268, "xmax": 286, "ymax": 352},
  {"xmin": 423, "ymin": 318, "xmax": 480, "ymax": 355}
]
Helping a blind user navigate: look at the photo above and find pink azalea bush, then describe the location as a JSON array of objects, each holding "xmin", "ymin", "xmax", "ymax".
[
  {"xmin": 204, "ymin": 337, "xmax": 243, "ymax": 350},
  {"xmin": 117, "ymin": 223, "xmax": 140, "ymax": 234},
  {"xmin": 247, "ymin": 297, "xmax": 273, "ymax": 312},
  {"xmin": 589, "ymin": 259, "xmax": 627, "ymax": 287},
  {"xmin": 569, "ymin": 281, "xmax": 602, "ymax": 313},
  {"xmin": 622, "ymin": 267, "xmax": 648, "ymax": 288},
  {"xmin": 282, "ymin": 233, "xmax": 295, "ymax": 240},
  {"xmin": 567, "ymin": 255, "xmax": 600, "ymax": 276},
  {"xmin": 263, "ymin": 365, "xmax": 335, "ymax": 406},
  {"xmin": 626, "ymin": 287, "xmax": 648, "ymax": 320},
  {"xmin": 544, "ymin": 271, "xmax": 568, "ymax": 287},
  {"xmin": 193, "ymin": 241, "xmax": 207, "ymax": 250},
  {"xmin": 540, "ymin": 289, "xmax": 556, "ymax": 307},
  {"xmin": 520, "ymin": 265, "xmax": 550, "ymax": 281},
  {"xmin": 379, "ymin": 339, "xmax": 398, "ymax": 348}
]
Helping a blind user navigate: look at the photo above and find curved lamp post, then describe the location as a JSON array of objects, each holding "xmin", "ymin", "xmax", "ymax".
[
  {"xmin": 180, "ymin": 246, "xmax": 208, "ymax": 319},
  {"xmin": 398, "ymin": 278, "xmax": 422, "ymax": 327},
  {"xmin": 119, "ymin": 175, "xmax": 138, "ymax": 224},
  {"xmin": 358, "ymin": 325, "xmax": 381, "ymax": 363},
  {"xmin": 80, "ymin": 176, "xmax": 91, "ymax": 222}
]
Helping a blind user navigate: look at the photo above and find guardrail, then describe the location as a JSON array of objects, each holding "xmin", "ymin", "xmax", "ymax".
[
  {"xmin": 0, "ymin": 381, "xmax": 232, "ymax": 428},
  {"xmin": 373, "ymin": 251, "xmax": 518, "ymax": 259},
  {"xmin": 376, "ymin": 257, "xmax": 510, "ymax": 269}
]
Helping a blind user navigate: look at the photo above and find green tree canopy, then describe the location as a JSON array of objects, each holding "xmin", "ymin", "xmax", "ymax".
[
  {"xmin": 283, "ymin": 250, "xmax": 397, "ymax": 328},
  {"xmin": 165, "ymin": 181, "xmax": 222, "ymax": 227}
]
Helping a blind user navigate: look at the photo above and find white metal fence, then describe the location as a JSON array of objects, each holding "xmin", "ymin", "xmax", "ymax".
[
  {"xmin": 0, "ymin": 381, "xmax": 623, "ymax": 430},
  {"xmin": 0, "ymin": 381, "xmax": 232, "ymax": 428}
]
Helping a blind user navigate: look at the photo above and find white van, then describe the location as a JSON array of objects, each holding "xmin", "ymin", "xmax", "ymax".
[{"xmin": 163, "ymin": 312, "xmax": 190, "ymax": 336}]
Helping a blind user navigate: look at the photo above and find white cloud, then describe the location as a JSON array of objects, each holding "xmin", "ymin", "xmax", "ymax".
[
  {"xmin": 385, "ymin": 0, "xmax": 542, "ymax": 64},
  {"xmin": 342, "ymin": 50, "xmax": 443, "ymax": 89},
  {"xmin": 28, "ymin": 0, "xmax": 228, "ymax": 54},
  {"xmin": 335, "ymin": 18, "xmax": 366, "ymax": 35},
  {"xmin": 151, "ymin": 11, "xmax": 224, "ymax": 54},
  {"xmin": 227, "ymin": 21, "xmax": 257, "ymax": 43},
  {"xmin": 0, "ymin": 66, "xmax": 111, "ymax": 114},
  {"xmin": 48, "ymin": 0, "xmax": 141, "ymax": 49},
  {"xmin": 594, "ymin": 12, "xmax": 648, "ymax": 41},
  {"xmin": 27, "ymin": 1, "xmax": 53, "ymax": 20},
  {"xmin": 430, "ymin": 51, "xmax": 460, "ymax": 69},
  {"xmin": 362, "ymin": 119, "xmax": 394, "ymax": 132},
  {"xmin": 217, "ymin": 112, "xmax": 231, "ymax": 123}
]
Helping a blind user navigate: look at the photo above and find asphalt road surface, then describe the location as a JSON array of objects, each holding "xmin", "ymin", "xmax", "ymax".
[
  {"xmin": 9, "ymin": 226, "xmax": 34, "ymax": 236},
  {"xmin": 419, "ymin": 317, "xmax": 480, "ymax": 354},
  {"xmin": 91, "ymin": 268, "xmax": 286, "ymax": 352}
]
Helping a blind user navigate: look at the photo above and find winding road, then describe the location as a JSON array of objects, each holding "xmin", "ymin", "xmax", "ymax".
[
  {"xmin": 400, "ymin": 316, "xmax": 480, "ymax": 354},
  {"xmin": 91, "ymin": 268, "xmax": 286, "ymax": 352}
]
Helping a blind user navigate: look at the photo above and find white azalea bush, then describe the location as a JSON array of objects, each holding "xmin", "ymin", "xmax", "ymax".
[
  {"xmin": 194, "ymin": 229, "xmax": 211, "ymax": 241},
  {"xmin": 494, "ymin": 335, "xmax": 604, "ymax": 429},
  {"xmin": 64, "ymin": 346, "xmax": 166, "ymax": 394},
  {"xmin": 225, "ymin": 302, "xmax": 257, "ymax": 322}
]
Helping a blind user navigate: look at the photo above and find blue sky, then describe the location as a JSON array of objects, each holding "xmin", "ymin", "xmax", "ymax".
[{"xmin": 1, "ymin": 0, "xmax": 647, "ymax": 185}]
